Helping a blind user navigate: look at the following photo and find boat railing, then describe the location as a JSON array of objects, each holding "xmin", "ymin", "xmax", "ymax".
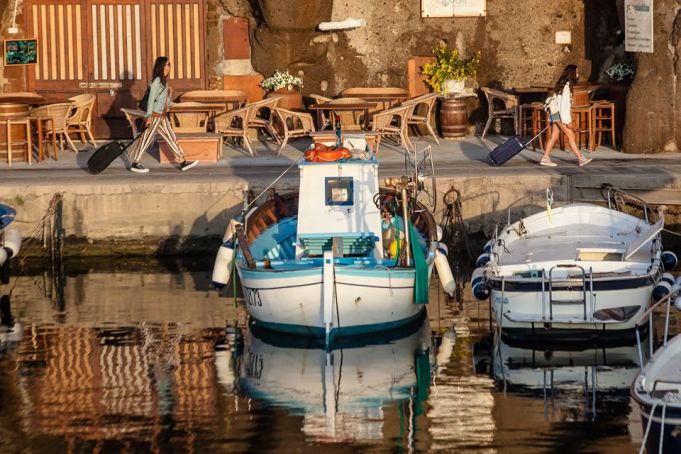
[
  {"xmin": 634, "ymin": 288, "xmax": 678, "ymax": 371},
  {"xmin": 606, "ymin": 186, "xmax": 653, "ymax": 224},
  {"xmin": 545, "ymin": 265, "xmax": 594, "ymax": 322}
]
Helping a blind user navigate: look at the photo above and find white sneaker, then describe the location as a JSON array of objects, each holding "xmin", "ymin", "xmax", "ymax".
[
  {"xmin": 180, "ymin": 160, "xmax": 198, "ymax": 171},
  {"xmin": 130, "ymin": 163, "xmax": 149, "ymax": 173}
]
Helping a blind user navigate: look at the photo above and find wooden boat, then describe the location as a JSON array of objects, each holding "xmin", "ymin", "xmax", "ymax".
[
  {"xmin": 0, "ymin": 203, "xmax": 21, "ymax": 272},
  {"xmin": 212, "ymin": 144, "xmax": 449, "ymax": 341},
  {"xmin": 471, "ymin": 189, "xmax": 673, "ymax": 339}
]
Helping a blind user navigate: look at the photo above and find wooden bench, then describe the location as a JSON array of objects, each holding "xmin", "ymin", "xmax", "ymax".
[{"xmin": 159, "ymin": 132, "xmax": 222, "ymax": 163}]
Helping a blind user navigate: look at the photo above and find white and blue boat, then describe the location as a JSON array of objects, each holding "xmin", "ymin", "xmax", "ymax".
[
  {"xmin": 212, "ymin": 145, "xmax": 449, "ymax": 340},
  {"xmin": 472, "ymin": 189, "xmax": 670, "ymax": 338},
  {"xmin": 0, "ymin": 203, "xmax": 22, "ymax": 276}
]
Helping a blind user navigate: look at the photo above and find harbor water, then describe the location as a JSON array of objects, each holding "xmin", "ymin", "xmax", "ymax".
[{"xmin": 0, "ymin": 257, "xmax": 678, "ymax": 453}]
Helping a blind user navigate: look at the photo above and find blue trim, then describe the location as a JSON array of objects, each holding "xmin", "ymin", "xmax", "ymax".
[
  {"xmin": 239, "ymin": 267, "xmax": 321, "ymax": 280},
  {"xmin": 0, "ymin": 204, "xmax": 16, "ymax": 229},
  {"xmin": 249, "ymin": 309, "xmax": 426, "ymax": 339},
  {"xmin": 325, "ymin": 176, "xmax": 354, "ymax": 206}
]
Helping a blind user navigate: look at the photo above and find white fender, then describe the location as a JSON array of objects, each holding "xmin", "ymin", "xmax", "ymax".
[
  {"xmin": 0, "ymin": 247, "xmax": 6, "ymax": 266},
  {"xmin": 2, "ymin": 228, "xmax": 21, "ymax": 258},
  {"xmin": 212, "ymin": 240, "xmax": 235, "ymax": 289},
  {"xmin": 222, "ymin": 217, "xmax": 243, "ymax": 242},
  {"xmin": 434, "ymin": 244, "xmax": 455, "ymax": 297}
]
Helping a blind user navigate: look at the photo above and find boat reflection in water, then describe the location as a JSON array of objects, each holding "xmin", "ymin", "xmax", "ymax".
[
  {"xmin": 475, "ymin": 334, "xmax": 645, "ymax": 422},
  {"xmin": 235, "ymin": 314, "xmax": 432, "ymax": 443}
]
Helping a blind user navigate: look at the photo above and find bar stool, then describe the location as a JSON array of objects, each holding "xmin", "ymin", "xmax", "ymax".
[
  {"xmin": 569, "ymin": 105, "xmax": 594, "ymax": 151},
  {"xmin": 591, "ymin": 100, "xmax": 616, "ymax": 149},
  {"xmin": 518, "ymin": 103, "xmax": 534, "ymax": 138},
  {"xmin": 530, "ymin": 103, "xmax": 549, "ymax": 150},
  {"xmin": 3, "ymin": 117, "xmax": 32, "ymax": 165}
]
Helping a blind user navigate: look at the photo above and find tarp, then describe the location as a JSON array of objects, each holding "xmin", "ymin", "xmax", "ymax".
[{"xmin": 409, "ymin": 220, "xmax": 429, "ymax": 305}]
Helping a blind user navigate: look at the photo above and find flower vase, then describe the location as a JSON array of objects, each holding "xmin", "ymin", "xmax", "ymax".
[
  {"xmin": 442, "ymin": 79, "xmax": 465, "ymax": 96},
  {"xmin": 266, "ymin": 87, "xmax": 303, "ymax": 110}
]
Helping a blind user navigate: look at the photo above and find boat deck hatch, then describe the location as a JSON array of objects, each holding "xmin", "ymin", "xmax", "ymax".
[
  {"xmin": 300, "ymin": 233, "xmax": 376, "ymax": 257},
  {"xmin": 576, "ymin": 249, "xmax": 623, "ymax": 261}
]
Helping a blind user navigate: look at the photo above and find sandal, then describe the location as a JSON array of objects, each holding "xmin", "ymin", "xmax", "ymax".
[
  {"xmin": 539, "ymin": 157, "xmax": 557, "ymax": 167},
  {"xmin": 578, "ymin": 156, "xmax": 592, "ymax": 167}
]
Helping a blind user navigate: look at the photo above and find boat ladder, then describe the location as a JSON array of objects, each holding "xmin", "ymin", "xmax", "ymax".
[{"xmin": 544, "ymin": 265, "xmax": 594, "ymax": 322}]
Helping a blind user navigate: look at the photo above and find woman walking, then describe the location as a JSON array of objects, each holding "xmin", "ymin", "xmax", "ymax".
[
  {"xmin": 539, "ymin": 64, "xmax": 592, "ymax": 167},
  {"xmin": 128, "ymin": 56, "xmax": 197, "ymax": 173}
]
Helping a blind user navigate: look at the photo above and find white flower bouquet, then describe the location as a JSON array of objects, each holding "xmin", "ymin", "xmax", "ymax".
[
  {"xmin": 260, "ymin": 70, "xmax": 303, "ymax": 93},
  {"xmin": 606, "ymin": 62, "xmax": 635, "ymax": 81}
]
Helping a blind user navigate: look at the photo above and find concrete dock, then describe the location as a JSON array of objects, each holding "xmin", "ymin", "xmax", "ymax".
[{"xmin": 2, "ymin": 134, "xmax": 681, "ymax": 256}]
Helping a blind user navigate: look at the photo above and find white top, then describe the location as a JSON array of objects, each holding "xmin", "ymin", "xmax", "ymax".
[{"xmin": 558, "ymin": 82, "xmax": 572, "ymax": 124}]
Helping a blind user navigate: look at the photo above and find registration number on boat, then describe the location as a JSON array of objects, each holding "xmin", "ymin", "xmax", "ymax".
[{"xmin": 243, "ymin": 287, "xmax": 263, "ymax": 307}]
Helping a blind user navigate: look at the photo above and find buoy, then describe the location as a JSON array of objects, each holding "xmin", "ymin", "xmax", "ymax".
[
  {"xmin": 436, "ymin": 225, "xmax": 443, "ymax": 242},
  {"xmin": 483, "ymin": 240, "xmax": 493, "ymax": 253},
  {"xmin": 661, "ymin": 272, "xmax": 675, "ymax": 286},
  {"xmin": 675, "ymin": 296, "xmax": 681, "ymax": 311},
  {"xmin": 476, "ymin": 252, "xmax": 490, "ymax": 268},
  {"xmin": 434, "ymin": 244, "xmax": 455, "ymax": 297},
  {"xmin": 661, "ymin": 251, "xmax": 678, "ymax": 271},
  {"xmin": 0, "ymin": 248, "xmax": 6, "ymax": 266},
  {"xmin": 1, "ymin": 228, "xmax": 21, "ymax": 258},
  {"xmin": 471, "ymin": 267, "xmax": 485, "ymax": 287},
  {"xmin": 472, "ymin": 281, "xmax": 490, "ymax": 301},
  {"xmin": 212, "ymin": 240, "xmax": 235, "ymax": 289},
  {"xmin": 652, "ymin": 281, "xmax": 672, "ymax": 302},
  {"xmin": 223, "ymin": 218, "xmax": 243, "ymax": 242}
]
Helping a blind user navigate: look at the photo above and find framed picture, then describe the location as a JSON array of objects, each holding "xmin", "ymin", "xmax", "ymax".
[{"xmin": 4, "ymin": 38, "xmax": 38, "ymax": 65}]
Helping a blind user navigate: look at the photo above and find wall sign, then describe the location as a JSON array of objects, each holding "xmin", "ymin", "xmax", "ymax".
[
  {"xmin": 422, "ymin": 0, "xmax": 486, "ymax": 18},
  {"xmin": 625, "ymin": 0, "xmax": 654, "ymax": 53},
  {"xmin": 4, "ymin": 38, "xmax": 38, "ymax": 65}
]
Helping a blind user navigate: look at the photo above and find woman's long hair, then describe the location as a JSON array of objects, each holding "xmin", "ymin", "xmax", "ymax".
[
  {"xmin": 151, "ymin": 56, "xmax": 168, "ymax": 85},
  {"xmin": 553, "ymin": 64, "xmax": 578, "ymax": 94}
]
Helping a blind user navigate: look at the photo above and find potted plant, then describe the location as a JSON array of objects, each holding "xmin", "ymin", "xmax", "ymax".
[
  {"xmin": 606, "ymin": 62, "xmax": 635, "ymax": 83},
  {"xmin": 260, "ymin": 70, "xmax": 304, "ymax": 109},
  {"xmin": 421, "ymin": 41, "xmax": 480, "ymax": 96}
]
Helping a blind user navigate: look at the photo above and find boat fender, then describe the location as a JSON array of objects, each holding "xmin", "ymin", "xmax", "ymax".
[
  {"xmin": 675, "ymin": 276, "xmax": 681, "ymax": 288},
  {"xmin": 661, "ymin": 272, "xmax": 675, "ymax": 286},
  {"xmin": 223, "ymin": 217, "xmax": 243, "ymax": 242},
  {"xmin": 675, "ymin": 296, "xmax": 681, "ymax": 312},
  {"xmin": 472, "ymin": 281, "xmax": 490, "ymax": 301},
  {"xmin": 475, "ymin": 252, "xmax": 490, "ymax": 268},
  {"xmin": 661, "ymin": 251, "xmax": 678, "ymax": 271},
  {"xmin": 436, "ymin": 225, "xmax": 443, "ymax": 242},
  {"xmin": 483, "ymin": 240, "xmax": 493, "ymax": 254},
  {"xmin": 0, "ymin": 248, "xmax": 6, "ymax": 267},
  {"xmin": 211, "ymin": 240, "xmax": 235, "ymax": 289},
  {"xmin": 434, "ymin": 243, "xmax": 455, "ymax": 297},
  {"xmin": 1, "ymin": 228, "xmax": 21, "ymax": 258},
  {"xmin": 471, "ymin": 267, "xmax": 485, "ymax": 287},
  {"xmin": 652, "ymin": 281, "xmax": 672, "ymax": 302}
]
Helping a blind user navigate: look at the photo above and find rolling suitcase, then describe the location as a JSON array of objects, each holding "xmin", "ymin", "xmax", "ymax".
[
  {"xmin": 487, "ymin": 126, "xmax": 549, "ymax": 166},
  {"xmin": 87, "ymin": 131, "xmax": 143, "ymax": 174}
]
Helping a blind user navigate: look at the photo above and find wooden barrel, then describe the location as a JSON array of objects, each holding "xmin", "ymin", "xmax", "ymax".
[{"xmin": 440, "ymin": 98, "xmax": 467, "ymax": 138}]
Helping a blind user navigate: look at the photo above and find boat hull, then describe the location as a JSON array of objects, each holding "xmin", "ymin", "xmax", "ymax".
[
  {"xmin": 635, "ymin": 403, "xmax": 681, "ymax": 453},
  {"xmin": 238, "ymin": 265, "xmax": 426, "ymax": 337},
  {"xmin": 490, "ymin": 276, "xmax": 654, "ymax": 333}
]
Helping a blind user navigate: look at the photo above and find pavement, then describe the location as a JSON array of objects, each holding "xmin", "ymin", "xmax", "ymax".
[{"xmin": 2, "ymin": 132, "xmax": 681, "ymax": 185}]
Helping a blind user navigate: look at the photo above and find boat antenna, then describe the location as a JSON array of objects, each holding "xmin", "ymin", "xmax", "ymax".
[{"xmin": 241, "ymin": 158, "xmax": 303, "ymax": 215}]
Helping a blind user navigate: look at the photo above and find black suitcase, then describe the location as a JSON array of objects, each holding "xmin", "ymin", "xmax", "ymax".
[
  {"xmin": 87, "ymin": 132, "xmax": 143, "ymax": 174},
  {"xmin": 487, "ymin": 126, "xmax": 549, "ymax": 166}
]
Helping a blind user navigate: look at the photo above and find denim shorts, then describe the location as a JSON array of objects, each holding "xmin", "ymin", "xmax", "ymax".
[{"xmin": 549, "ymin": 112, "xmax": 561, "ymax": 123}]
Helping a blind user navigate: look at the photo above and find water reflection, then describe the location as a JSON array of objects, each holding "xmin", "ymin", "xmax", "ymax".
[{"xmin": 232, "ymin": 316, "xmax": 432, "ymax": 444}]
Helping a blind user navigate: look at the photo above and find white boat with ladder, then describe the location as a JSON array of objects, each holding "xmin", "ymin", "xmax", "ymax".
[
  {"xmin": 212, "ymin": 142, "xmax": 454, "ymax": 341},
  {"xmin": 471, "ymin": 188, "xmax": 674, "ymax": 339}
]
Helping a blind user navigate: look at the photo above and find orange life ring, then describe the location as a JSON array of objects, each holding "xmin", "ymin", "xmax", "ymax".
[{"xmin": 304, "ymin": 146, "xmax": 351, "ymax": 162}]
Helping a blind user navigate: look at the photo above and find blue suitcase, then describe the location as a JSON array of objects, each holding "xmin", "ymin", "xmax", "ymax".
[{"xmin": 487, "ymin": 126, "xmax": 548, "ymax": 166}]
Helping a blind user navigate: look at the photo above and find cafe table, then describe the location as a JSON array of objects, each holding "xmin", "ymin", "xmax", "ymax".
[
  {"xmin": 0, "ymin": 92, "xmax": 49, "ymax": 162},
  {"xmin": 178, "ymin": 90, "xmax": 248, "ymax": 113},
  {"xmin": 339, "ymin": 88, "xmax": 409, "ymax": 110},
  {"xmin": 308, "ymin": 100, "xmax": 377, "ymax": 131}
]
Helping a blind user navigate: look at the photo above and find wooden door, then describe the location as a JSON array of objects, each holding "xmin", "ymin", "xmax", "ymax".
[{"xmin": 27, "ymin": 0, "xmax": 206, "ymax": 138}]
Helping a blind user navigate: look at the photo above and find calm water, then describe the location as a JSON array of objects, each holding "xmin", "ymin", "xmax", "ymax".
[{"xmin": 0, "ymin": 258, "xmax": 678, "ymax": 453}]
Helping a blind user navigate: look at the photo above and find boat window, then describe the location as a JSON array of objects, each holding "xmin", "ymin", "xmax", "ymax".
[{"xmin": 325, "ymin": 177, "xmax": 354, "ymax": 206}]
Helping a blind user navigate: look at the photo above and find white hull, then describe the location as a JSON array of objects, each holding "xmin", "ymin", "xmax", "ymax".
[{"xmin": 238, "ymin": 265, "xmax": 426, "ymax": 336}]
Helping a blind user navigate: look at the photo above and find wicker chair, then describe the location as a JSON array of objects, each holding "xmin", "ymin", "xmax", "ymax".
[
  {"xmin": 66, "ymin": 93, "xmax": 97, "ymax": 147},
  {"xmin": 169, "ymin": 102, "xmax": 210, "ymax": 133},
  {"xmin": 370, "ymin": 103, "xmax": 415, "ymax": 154},
  {"xmin": 30, "ymin": 103, "xmax": 76, "ymax": 152},
  {"xmin": 272, "ymin": 107, "xmax": 315, "ymax": 156},
  {"xmin": 403, "ymin": 92, "xmax": 439, "ymax": 144},
  {"xmin": 247, "ymin": 96, "xmax": 282, "ymax": 142},
  {"xmin": 481, "ymin": 87, "xmax": 519, "ymax": 138},
  {"xmin": 214, "ymin": 104, "xmax": 256, "ymax": 156},
  {"xmin": 308, "ymin": 93, "xmax": 333, "ymax": 130}
]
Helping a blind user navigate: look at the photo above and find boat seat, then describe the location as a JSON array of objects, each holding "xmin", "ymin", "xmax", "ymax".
[{"xmin": 300, "ymin": 232, "xmax": 377, "ymax": 257}]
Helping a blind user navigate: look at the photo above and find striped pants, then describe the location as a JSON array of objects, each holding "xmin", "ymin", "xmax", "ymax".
[{"xmin": 128, "ymin": 114, "xmax": 185, "ymax": 163}]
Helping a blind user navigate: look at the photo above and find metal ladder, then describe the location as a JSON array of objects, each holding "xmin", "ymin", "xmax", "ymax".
[{"xmin": 544, "ymin": 264, "xmax": 594, "ymax": 321}]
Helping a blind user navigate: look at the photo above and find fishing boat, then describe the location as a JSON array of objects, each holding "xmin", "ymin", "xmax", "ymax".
[
  {"xmin": 0, "ymin": 203, "xmax": 22, "ymax": 273},
  {"xmin": 212, "ymin": 143, "xmax": 452, "ymax": 340},
  {"xmin": 233, "ymin": 314, "xmax": 431, "ymax": 443},
  {"xmin": 471, "ymin": 188, "xmax": 674, "ymax": 339}
]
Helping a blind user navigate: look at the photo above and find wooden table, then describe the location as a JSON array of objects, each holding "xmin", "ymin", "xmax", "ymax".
[
  {"xmin": 168, "ymin": 103, "xmax": 228, "ymax": 133},
  {"xmin": 340, "ymin": 88, "xmax": 409, "ymax": 110},
  {"xmin": 178, "ymin": 90, "xmax": 248, "ymax": 112},
  {"xmin": 308, "ymin": 101, "xmax": 377, "ymax": 130}
]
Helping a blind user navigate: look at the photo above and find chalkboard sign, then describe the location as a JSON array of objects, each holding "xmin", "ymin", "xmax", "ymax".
[{"xmin": 4, "ymin": 39, "xmax": 38, "ymax": 65}]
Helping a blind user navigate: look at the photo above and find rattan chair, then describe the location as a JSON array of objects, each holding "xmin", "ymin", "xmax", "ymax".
[
  {"xmin": 272, "ymin": 107, "xmax": 315, "ymax": 156},
  {"xmin": 403, "ymin": 93, "xmax": 439, "ymax": 144},
  {"xmin": 370, "ymin": 103, "xmax": 415, "ymax": 153},
  {"xmin": 481, "ymin": 87, "xmax": 519, "ymax": 138},
  {"xmin": 214, "ymin": 104, "xmax": 256, "ymax": 156},
  {"xmin": 30, "ymin": 103, "xmax": 76, "ymax": 152},
  {"xmin": 66, "ymin": 93, "xmax": 97, "ymax": 148},
  {"xmin": 247, "ymin": 96, "xmax": 282, "ymax": 142}
]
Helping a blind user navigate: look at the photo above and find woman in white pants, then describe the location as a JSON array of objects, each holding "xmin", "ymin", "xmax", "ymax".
[{"xmin": 128, "ymin": 56, "xmax": 197, "ymax": 173}]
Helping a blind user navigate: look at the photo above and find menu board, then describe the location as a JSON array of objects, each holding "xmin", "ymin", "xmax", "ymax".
[
  {"xmin": 4, "ymin": 39, "xmax": 38, "ymax": 65},
  {"xmin": 625, "ymin": 0, "xmax": 654, "ymax": 53},
  {"xmin": 422, "ymin": 0, "xmax": 486, "ymax": 17}
]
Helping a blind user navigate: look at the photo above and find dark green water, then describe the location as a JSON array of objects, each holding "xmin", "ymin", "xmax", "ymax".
[{"xmin": 0, "ymin": 258, "xmax": 676, "ymax": 453}]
